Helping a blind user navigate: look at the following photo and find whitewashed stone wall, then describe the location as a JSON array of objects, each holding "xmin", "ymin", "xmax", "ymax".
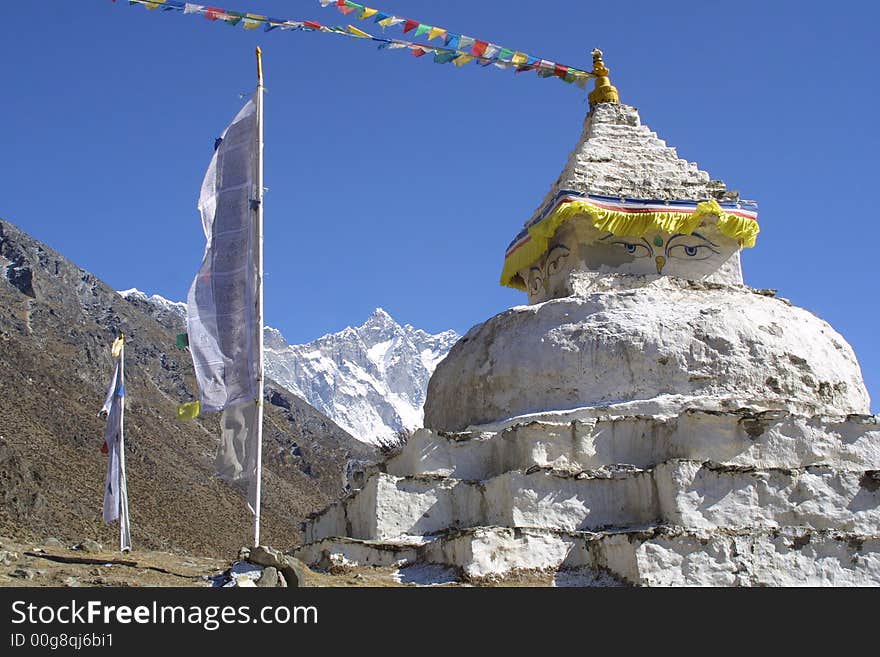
[{"xmin": 425, "ymin": 280, "xmax": 870, "ymax": 431}]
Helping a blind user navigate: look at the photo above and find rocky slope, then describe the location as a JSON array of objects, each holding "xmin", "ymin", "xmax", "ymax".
[{"xmin": 0, "ymin": 218, "xmax": 378, "ymax": 558}]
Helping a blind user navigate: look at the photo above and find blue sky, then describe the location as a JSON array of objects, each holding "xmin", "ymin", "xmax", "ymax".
[{"xmin": 1, "ymin": 0, "xmax": 877, "ymax": 410}]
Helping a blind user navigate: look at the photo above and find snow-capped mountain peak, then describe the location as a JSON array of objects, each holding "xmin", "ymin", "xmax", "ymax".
[
  {"xmin": 265, "ymin": 309, "xmax": 459, "ymax": 445},
  {"xmin": 118, "ymin": 290, "xmax": 460, "ymax": 446}
]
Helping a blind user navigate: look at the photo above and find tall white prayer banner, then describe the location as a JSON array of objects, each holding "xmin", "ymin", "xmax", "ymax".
[
  {"xmin": 101, "ymin": 335, "xmax": 131, "ymax": 552},
  {"xmin": 185, "ymin": 97, "xmax": 261, "ymax": 515}
]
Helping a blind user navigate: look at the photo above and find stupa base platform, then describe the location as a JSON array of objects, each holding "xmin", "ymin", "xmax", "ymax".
[
  {"xmin": 296, "ymin": 525, "xmax": 880, "ymax": 586},
  {"xmin": 295, "ymin": 410, "xmax": 880, "ymax": 586}
]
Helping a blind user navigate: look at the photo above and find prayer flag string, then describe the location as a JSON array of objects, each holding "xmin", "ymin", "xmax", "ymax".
[{"xmin": 113, "ymin": 0, "xmax": 594, "ymax": 88}]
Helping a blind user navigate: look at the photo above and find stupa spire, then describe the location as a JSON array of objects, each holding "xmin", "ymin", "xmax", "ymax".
[
  {"xmin": 588, "ymin": 48, "xmax": 619, "ymax": 106},
  {"xmin": 499, "ymin": 50, "xmax": 760, "ymax": 297}
]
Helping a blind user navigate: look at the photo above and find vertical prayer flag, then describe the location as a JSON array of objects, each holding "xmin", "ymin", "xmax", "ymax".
[
  {"xmin": 185, "ymin": 97, "xmax": 260, "ymax": 513},
  {"xmin": 100, "ymin": 336, "xmax": 131, "ymax": 552}
]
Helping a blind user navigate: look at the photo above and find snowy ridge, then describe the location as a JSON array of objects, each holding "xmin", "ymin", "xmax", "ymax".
[
  {"xmin": 118, "ymin": 289, "xmax": 460, "ymax": 446},
  {"xmin": 119, "ymin": 288, "xmax": 187, "ymax": 320},
  {"xmin": 265, "ymin": 309, "xmax": 459, "ymax": 445}
]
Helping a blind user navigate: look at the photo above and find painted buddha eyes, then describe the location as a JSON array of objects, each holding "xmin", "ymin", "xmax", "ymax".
[{"xmin": 601, "ymin": 233, "xmax": 719, "ymax": 260}]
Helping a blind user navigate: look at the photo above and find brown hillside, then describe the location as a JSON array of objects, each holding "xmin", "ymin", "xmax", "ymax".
[{"xmin": 0, "ymin": 218, "xmax": 377, "ymax": 558}]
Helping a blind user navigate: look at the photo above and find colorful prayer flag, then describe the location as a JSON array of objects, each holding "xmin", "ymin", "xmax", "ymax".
[
  {"xmin": 242, "ymin": 13, "xmax": 265, "ymax": 29},
  {"xmin": 347, "ymin": 25, "xmax": 371, "ymax": 37}
]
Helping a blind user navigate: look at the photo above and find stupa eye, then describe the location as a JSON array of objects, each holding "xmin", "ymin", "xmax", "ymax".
[
  {"xmin": 529, "ymin": 267, "xmax": 543, "ymax": 293},
  {"xmin": 546, "ymin": 246, "xmax": 570, "ymax": 274},
  {"xmin": 667, "ymin": 244, "xmax": 719, "ymax": 261},
  {"xmin": 611, "ymin": 241, "xmax": 650, "ymax": 258}
]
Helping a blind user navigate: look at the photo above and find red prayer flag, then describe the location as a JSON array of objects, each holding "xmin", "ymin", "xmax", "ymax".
[
  {"xmin": 205, "ymin": 7, "xmax": 222, "ymax": 21},
  {"xmin": 472, "ymin": 40, "xmax": 488, "ymax": 57},
  {"xmin": 304, "ymin": 20, "xmax": 323, "ymax": 29},
  {"xmin": 403, "ymin": 19, "xmax": 419, "ymax": 33},
  {"xmin": 555, "ymin": 64, "xmax": 569, "ymax": 78}
]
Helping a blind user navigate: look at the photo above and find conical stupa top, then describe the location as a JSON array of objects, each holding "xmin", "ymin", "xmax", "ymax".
[
  {"xmin": 536, "ymin": 50, "xmax": 740, "ymax": 219},
  {"xmin": 500, "ymin": 51, "xmax": 760, "ymax": 291}
]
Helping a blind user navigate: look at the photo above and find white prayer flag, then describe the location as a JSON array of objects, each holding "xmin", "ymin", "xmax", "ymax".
[
  {"xmin": 186, "ymin": 98, "xmax": 260, "ymax": 510},
  {"xmin": 100, "ymin": 336, "xmax": 131, "ymax": 552},
  {"xmin": 217, "ymin": 402, "xmax": 260, "ymax": 514}
]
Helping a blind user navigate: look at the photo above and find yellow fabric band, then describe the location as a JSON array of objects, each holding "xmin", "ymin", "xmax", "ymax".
[{"xmin": 500, "ymin": 198, "xmax": 760, "ymax": 290}]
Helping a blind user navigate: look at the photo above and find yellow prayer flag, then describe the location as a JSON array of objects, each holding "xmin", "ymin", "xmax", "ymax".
[
  {"xmin": 428, "ymin": 27, "xmax": 447, "ymax": 41},
  {"xmin": 347, "ymin": 25, "xmax": 371, "ymax": 38},
  {"xmin": 361, "ymin": 8, "xmax": 379, "ymax": 19},
  {"xmin": 453, "ymin": 54, "xmax": 474, "ymax": 67},
  {"xmin": 243, "ymin": 14, "xmax": 266, "ymax": 29},
  {"xmin": 145, "ymin": 0, "xmax": 166, "ymax": 9},
  {"xmin": 378, "ymin": 17, "xmax": 394, "ymax": 28},
  {"xmin": 511, "ymin": 51, "xmax": 528, "ymax": 65},
  {"xmin": 176, "ymin": 401, "xmax": 201, "ymax": 421},
  {"xmin": 111, "ymin": 336, "xmax": 124, "ymax": 359}
]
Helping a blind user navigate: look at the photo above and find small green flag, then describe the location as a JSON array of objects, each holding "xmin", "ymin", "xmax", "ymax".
[{"xmin": 176, "ymin": 333, "xmax": 189, "ymax": 349}]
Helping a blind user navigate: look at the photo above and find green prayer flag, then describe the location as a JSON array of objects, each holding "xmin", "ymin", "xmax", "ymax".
[{"xmin": 176, "ymin": 333, "xmax": 189, "ymax": 349}]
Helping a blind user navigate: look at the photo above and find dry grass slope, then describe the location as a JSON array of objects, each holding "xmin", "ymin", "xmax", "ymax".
[{"xmin": 0, "ymin": 218, "xmax": 378, "ymax": 559}]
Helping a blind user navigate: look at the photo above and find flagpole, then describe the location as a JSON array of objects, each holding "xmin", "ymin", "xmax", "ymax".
[{"xmin": 253, "ymin": 46, "xmax": 265, "ymax": 548}]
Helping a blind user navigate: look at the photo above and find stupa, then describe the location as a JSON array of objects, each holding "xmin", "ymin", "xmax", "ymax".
[{"xmin": 295, "ymin": 51, "xmax": 880, "ymax": 585}]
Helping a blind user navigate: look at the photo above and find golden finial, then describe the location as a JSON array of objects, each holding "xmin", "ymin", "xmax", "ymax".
[
  {"xmin": 588, "ymin": 48, "xmax": 619, "ymax": 106},
  {"xmin": 256, "ymin": 47, "xmax": 264, "ymax": 85}
]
